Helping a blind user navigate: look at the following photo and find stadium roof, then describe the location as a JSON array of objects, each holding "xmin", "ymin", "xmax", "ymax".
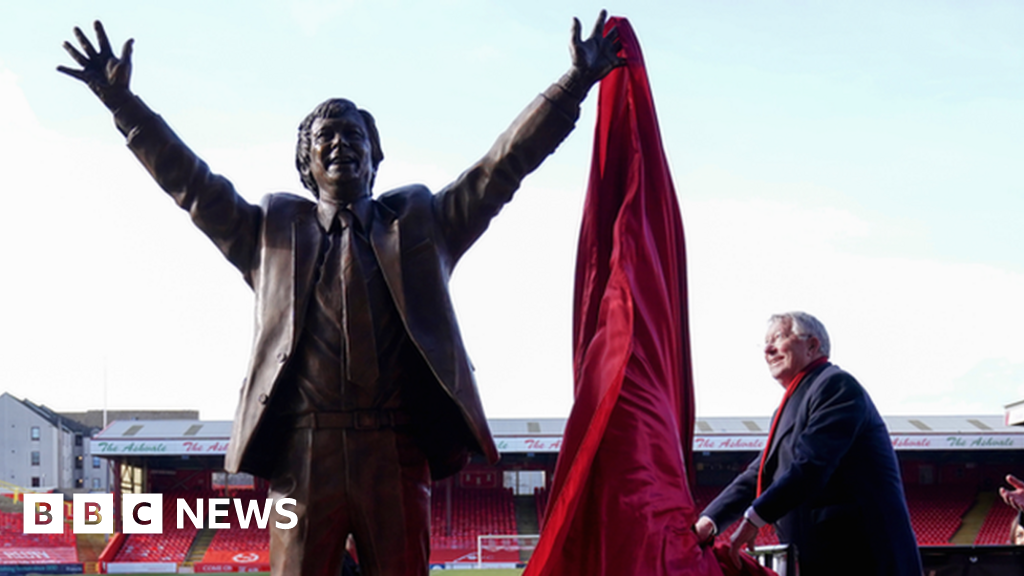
[
  {"xmin": 1005, "ymin": 400, "xmax": 1024, "ymax": 427},
  {"xmin": 92, "ymin": 420, "xmax": 231, "ymax": 458},
  {"xmin": 90, "ymin": 414, "xmax": 1024, "ymax": 457},
  {"xmin": 95, "ymin": 419, "xmax": 232, "ymax": 439},
  {"xmin": 90, "ymin": 415, "xmax": 1019, "ymax": 438}
]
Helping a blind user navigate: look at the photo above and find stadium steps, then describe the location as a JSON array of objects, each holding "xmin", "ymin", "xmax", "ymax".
[
  {"xmin": 0, "ymin": 497, "xmax": 20, "ymax": 513},
  {"xmin": 950, "ymin": 490, "xmax": 994, "ymax": 545},
  {"xmin": 76, "ymin": 533, "xmax": 107, "ymax": 562},
  {"xmin": 514, "ymin": 495, "xmax": 539, "ymax": 562},
  {"xmin": 514, "ymin": 495, "xmax": 539, "ymax": 535},
  {"xmin": 186, "ymin": 528, "xmax": 216, "ymax": 563}
]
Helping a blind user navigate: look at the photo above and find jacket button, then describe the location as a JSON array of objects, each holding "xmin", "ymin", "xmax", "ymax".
[
  {"xmin": 258, "ymin": 394, "xmax": 269, "ymax": 405},
  {"xmin": 276, "ymin": 352, "xmax": 288, "ymax": 363}
]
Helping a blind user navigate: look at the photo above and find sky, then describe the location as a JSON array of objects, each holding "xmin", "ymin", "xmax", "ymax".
[{"xmin": 0, "ymin": 1, "xmax": 1022, "ymax": 422}]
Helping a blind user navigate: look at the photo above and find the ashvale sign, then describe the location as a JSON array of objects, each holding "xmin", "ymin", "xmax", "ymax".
[{"xmin": 91, "ymin": 440, "xmax": 229, "ymax": 456}]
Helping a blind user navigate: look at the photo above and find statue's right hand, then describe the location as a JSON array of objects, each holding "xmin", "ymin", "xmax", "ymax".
[{"xmin": 57, "ymin": 21, "xmax": 134, "ymax": 110}]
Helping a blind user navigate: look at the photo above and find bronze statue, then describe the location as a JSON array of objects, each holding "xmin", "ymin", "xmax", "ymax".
[{"xmin": 60, "ymin": 12, "xmax": 623, "ymax": 576}]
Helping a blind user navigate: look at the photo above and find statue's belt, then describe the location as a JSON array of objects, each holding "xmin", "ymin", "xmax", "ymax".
[{"xmin": 291, "ymin": 410, "xmax": 412, "ymax": 430}]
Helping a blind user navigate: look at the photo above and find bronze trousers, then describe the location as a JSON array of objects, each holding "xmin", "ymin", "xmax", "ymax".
[{"xmin": 268, "ymin": 427, "xmax": 431, "ymax": 576}]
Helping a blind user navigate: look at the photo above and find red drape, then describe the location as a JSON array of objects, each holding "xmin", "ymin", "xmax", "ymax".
[{"xmin": 523, "ymin": 17, "xmax": 723, "ymax": 576}]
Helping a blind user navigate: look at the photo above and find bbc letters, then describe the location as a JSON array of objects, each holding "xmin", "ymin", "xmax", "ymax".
[{"xmin": 23, "ymin": 493, "xmax": 297, "ymax": 534}]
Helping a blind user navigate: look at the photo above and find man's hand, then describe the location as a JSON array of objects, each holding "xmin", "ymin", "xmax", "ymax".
[
  {"xmin": 693, "ymin": 516, "xmax": 716, "ymax": 545},
  {"xmin": 728, "ymin": 518, "xmax": 759, "ymax": 568},
  {"xmin": 57, "ymin": 20, "xmax": 134, "ymax": 110},
  {"xmin": 1001, "ymin": 474, "xmax": 1024, "ymax": 512},
  {"xmin": 563, "ymin": 10, "xmax": 625, "ymax": 96}
]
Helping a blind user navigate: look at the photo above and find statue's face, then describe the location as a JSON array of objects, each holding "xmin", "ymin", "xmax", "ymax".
[{"xmin": 309, "ymin": 109, "xmax": 374, "ymax": 202}]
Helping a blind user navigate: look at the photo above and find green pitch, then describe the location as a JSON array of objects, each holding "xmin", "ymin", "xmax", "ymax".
[
  {"xmin": 430, "ymin": 565, "xmax": 524, "ymax": 569},
  {"xmin": 432, "ymin": 565, "xmax": 528, "ymax": 569},
  {"xmin": 49, "ymin": 569, "xmax": 524, "ymax": 576}
]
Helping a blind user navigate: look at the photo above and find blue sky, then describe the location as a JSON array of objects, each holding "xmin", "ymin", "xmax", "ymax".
[{"xmin": 1, "ymin": 1, "xmax": 1022, "ymax": 420}]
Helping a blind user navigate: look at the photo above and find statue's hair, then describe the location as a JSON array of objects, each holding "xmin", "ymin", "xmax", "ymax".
[
  {"xmin": 295, "ymin": 98, "xmax": 384, "ymax": 197},
  {"xmin": 769, "ymin": 311, "xmax": 831, "ymax": 357}
]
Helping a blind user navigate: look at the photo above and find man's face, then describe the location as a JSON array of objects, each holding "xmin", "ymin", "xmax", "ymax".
[
  {"xmin": 1014, "ymin": 524, "xmax": 1024, "ymax": 546},
  {"xmin": 764, "ymin": 318, "xmax": 819, "ymax": 385},
  {"xmin": 309, "ymin": 110, "xmax": 374, "ymax": 202}
]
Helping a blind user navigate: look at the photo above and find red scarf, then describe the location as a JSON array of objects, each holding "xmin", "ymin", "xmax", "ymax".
[{"xmin": 756, "ymin": 357, "xmax": 829, "ymax": 497}]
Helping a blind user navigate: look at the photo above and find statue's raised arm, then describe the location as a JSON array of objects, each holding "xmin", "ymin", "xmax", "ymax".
[
  {"xmin": 565, "ymin": 10, "xmax": 625, "ymax": 97},
  {"xmin": 57, "ymin": 20, "xmax": 261, "ymax": 282},
  {"xmin": 58, "ymin": 21, "xmax": 135, "ymax": 111}
]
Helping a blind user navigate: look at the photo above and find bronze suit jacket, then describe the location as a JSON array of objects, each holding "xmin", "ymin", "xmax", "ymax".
[{"xmin": 111, "ymin": 84, "xmax": 583, "ymax": 480}]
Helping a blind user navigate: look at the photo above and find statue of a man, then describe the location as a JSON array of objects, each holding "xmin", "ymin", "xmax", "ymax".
[{"xmin": 59, "ymin": 12, "xmax": 622, "ymax": 576}]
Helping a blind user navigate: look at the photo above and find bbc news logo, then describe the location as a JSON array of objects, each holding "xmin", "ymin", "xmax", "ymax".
[{"xmin": 23, "ymin": 494, "xmax": 297, "ymax": 534}]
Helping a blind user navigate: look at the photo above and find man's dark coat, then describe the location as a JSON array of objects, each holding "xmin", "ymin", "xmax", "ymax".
[{"xmin": 702, "ymin": 363, "xmax": 922, "ymax": 575}]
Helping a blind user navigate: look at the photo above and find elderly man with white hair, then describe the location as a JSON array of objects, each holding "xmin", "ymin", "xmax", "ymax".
[{"xmin": 694, "ymin": 312, "xmax": 922, "ymax": 576}]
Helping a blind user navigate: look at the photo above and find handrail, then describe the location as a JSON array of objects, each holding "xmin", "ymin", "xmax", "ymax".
[{"xmin": 752, "ymin": 543, "xmax": 797, "ymax": 576}]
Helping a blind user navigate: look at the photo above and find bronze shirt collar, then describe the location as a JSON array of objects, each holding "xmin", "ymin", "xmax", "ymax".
[{"xmin": 316, "ymin": 195, "xmax": 374, "ymax": 233}]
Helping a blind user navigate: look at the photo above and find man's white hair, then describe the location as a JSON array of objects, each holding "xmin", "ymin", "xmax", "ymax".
[{"xmin": 769, "ymin": 311, "xmax": 831, "ymax": 357}]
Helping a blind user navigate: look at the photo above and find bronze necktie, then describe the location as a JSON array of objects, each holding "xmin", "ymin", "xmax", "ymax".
[{"xmin": 338, "ymin": 209, "xmax": 379, "ymax": 389}]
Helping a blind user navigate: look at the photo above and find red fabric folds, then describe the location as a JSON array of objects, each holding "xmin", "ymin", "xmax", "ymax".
[
  {"xmin": 523, "ymin": 18, "xmax": 723, "ymax": 576},
  {"xmin": 712, "ymin": 543, "xmax": 780, "ymax": 576}
]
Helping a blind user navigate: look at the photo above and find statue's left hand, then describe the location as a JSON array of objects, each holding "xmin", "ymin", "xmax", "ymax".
[
  {"xmin": 569, "ymin": 10, "xmax": 625, "ymax": 87},
  {"xmin": 57, "ymin": 20, "xmax": 134, "ymax": 111}
]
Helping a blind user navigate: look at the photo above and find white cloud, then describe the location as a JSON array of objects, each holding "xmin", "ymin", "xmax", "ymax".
[{"xmin": 682, "ymin": 191, "xmax": 1024, "ymax": 418}]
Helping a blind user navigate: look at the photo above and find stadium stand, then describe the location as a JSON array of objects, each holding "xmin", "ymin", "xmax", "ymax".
[
  {"xmin": 904, "ymin": 484, "xmax": 976, "ymax": 545},
  {"xmin": 202, "ymin": 490, "xmax": 271, "ymax": 561},
  {"xmin": 0, "ymin": 493, "xmax": 78, "ymax": 566},
  {"xmin": 113, "ymin": 490, "xmax": 212, "ymax": 563},
  {"xmin": 974, "ymin": 497, "xmax": 1019, "ymax": 545},
  {"xmin": 431, "ymin": 485, "xmax": 517, "ymax": 550},
  {"xmin": 0, "ymin": 508, "xmax": 76, "ymax": 547}
]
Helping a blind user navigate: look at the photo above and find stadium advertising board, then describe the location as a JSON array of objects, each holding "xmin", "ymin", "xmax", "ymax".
[
  {"xmin": 0, "ymin": 549, "xmax": 77, "ymax": 566},
  {"xmin": 691, "ymin": 433, "xmax": 1024, "ymax": 452},
  {"xmin": 193, "ymin": 562, "xmax": 271, "ymax": 573},
  {"xmin": 194, "ymin": 551, "xmax": 271, "ymax": 573},
  {"xmin": 495, "ymin": 438, "xmax": 563, "ymax": 452},
  {"xmin": 0, "ymin": 564, "xmax": 82, "ymax": 576},
  {"xmin": 890, "ymin": 434, "xmax": 1023, "ymax": 450},
  {"xmin": 93, "ymin": 433, "xmax": 1024, "ymax": 455},
  {"xmin": 91, "ymin": 440, "xmax": 229, "ymax": 455},
  {"xmin": 105, "ymin": 562, "xmax": 178, "ymax": 574}
]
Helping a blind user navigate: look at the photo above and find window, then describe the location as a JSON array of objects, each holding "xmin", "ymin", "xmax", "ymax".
[
  {"xmin": 31, "ymin": 477, "xmax": 40, "ymax": 487},
  {"xmin": 92, "ymin": 478, "xmax": 100, "ymax": 489},
  {"xmin": 75, "ymin": 435, "xmax": 83, "ymax": 447},
  {"xmin": 30, "ymin": 451, "xmax": 40, "ymax": 466},
  {"xmin": 74, "ymin": 456, "xmax": 83, "ymax": 470},
  {"xmin": 30, "ymin": 426, "xmax": 40, "ymax": 441},
  {"xmin": 92, "ymin": 456, "xmax": 101, "ymax": 469},
  {"xmin": 76, "ymin": 478, "xmax": 84, "ymax": 488}
]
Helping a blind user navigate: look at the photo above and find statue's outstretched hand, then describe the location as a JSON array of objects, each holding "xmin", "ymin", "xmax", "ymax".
[
  {"xmin": 57, "ymin": 21, "xmax": 134, "ymax": 110},
  {"xmin": 569, "ymin": 10, "xmax": 625, "ymax": 88}
]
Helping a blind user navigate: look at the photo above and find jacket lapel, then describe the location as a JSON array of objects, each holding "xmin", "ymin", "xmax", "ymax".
[
  {"xmin": 763, "ymin": 364, "xmax": 841, "ymax": 473},
  {"xmin": 766, "ymin": 383, "xmax": 810, "ymax": 460},
  {"xmin": 291, "ymin": 207, "xmax": 320, "ymax": 343},
  {"xmin": 369, "ymin": 200, "xmax": 405, "ymax": 316}
]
